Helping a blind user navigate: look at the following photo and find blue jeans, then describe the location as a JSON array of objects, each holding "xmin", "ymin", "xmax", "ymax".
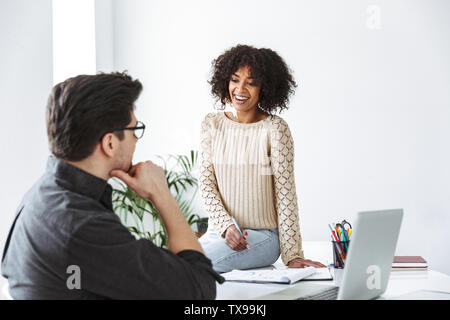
[{"xmin": 199, "ymin": 225, "xmax": 281, "ymax": 273}]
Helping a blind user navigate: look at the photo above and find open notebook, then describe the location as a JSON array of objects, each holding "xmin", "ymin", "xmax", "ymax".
[{"xmin": 222, "ymin": 267, "xmax": 332, "ymax": 284}]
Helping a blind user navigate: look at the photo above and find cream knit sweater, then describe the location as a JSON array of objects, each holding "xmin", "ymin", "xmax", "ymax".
[{"xmin": 199, "ymin": 112, "xmax": 304, "ymax": 265}]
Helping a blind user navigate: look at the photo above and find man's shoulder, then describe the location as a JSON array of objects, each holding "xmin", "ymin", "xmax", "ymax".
[{"xmin": 21, "ymin": 175, "xmax": 114, "ymax": 233}]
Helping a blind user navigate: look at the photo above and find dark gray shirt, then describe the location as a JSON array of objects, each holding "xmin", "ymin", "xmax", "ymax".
[{"xmin": 1, "ymin": 156, "xmax": 223, "ymax": 299}]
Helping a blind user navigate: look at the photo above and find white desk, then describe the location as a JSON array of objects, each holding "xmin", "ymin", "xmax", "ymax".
[{"xmin": 216, "ymin": 241, "xmax": 450, "ymax": 300}]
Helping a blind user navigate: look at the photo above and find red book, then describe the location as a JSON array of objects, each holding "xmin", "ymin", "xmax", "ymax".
[{"xmin": 392, "ymin": 256, "xmax": 427, "ymax": 268}]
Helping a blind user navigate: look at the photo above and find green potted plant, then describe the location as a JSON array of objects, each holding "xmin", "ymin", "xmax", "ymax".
[{"xmin": 111, "ymin": 150, "xmax": 207, "ymax": 248}]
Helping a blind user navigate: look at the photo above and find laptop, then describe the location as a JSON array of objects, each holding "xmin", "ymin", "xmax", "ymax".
[{"xmin": 256, "ymin": 209, "xmax": 403, "ymax": 300}]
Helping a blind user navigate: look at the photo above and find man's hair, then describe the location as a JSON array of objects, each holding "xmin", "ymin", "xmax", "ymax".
[{"xmin": 46, "ymin": 72, "xmax": 143, "ymax": 161}]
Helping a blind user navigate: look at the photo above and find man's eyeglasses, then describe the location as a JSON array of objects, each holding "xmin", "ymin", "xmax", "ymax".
[{"xmin": 107, "ymin": 121, "xmax": 146, "ymax": 140}]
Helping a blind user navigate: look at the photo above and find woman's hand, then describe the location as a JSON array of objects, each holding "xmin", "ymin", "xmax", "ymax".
[
  {"xmin": 225, "ymin": 225, "xmax": 249, "ymax": 251},
  {"xmin": 288, "ymin": 258, "xmax": 327, "ymax": 269}
]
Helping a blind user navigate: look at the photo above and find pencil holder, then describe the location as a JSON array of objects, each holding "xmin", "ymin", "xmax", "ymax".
[{"xmin": 331, "ymin": 240, "xmax": 350, "ymax": 269}]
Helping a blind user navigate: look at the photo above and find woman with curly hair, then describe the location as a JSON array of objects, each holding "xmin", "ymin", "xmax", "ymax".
[{"xmin": 198, "ymin": 44, "xmax": 326, "ymax": 272}]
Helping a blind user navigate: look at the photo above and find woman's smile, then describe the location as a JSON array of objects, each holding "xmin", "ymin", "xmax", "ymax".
[
  {"xmin": 233, "ymin": 94, "xmax": 250, "ymax": 104},
  {"xmin": 229, "ymin": 65, "xmax": 261, "ymax": 111}
]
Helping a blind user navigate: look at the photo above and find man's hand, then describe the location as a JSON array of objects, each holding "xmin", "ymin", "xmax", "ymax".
[
  {"xmin": 111, "ymin": 161, "xmax": 203, "ymax": 255},
  {"xmin": 110, "ymin": 161, "xmax": 169, "ymax": 202},
  {"xmin": 288, "ymin": 258, "xmax": 327, "ymax": 268},
  {"xmin": 225, "ymin": 225, "xmax": 249, "ymax": 251}
]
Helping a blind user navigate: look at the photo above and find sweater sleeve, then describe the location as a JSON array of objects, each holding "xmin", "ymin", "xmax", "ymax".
[
  {"xmin": 270, "ymin": 117, "xmax": 305, "ymax": 265},
  {"xmin": 199, "ymin": 113, "xmax": 234, "ymax": 237}
]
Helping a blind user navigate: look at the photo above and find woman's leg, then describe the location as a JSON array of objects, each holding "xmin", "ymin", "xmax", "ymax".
[{"xmin": 199, "ymin": 227, "xmax": 280, "ymax": 273}]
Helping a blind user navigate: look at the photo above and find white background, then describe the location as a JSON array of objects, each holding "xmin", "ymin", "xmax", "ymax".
[
  {"xmin": 1, "ymin": 0, "xmax": 449, "ymax": 277},
  {"xmin": 0, "ymin": 0, "xmax": 53, "ymax": 290}
]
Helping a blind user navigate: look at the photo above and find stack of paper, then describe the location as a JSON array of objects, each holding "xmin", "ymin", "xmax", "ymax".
[
  {"xmin": 392, "ymin": 256, "xmax": 428, "ymax": 271},
  {"xmin": 222, "ymin": 267, "xmax": 317, "ymax": 284},
  {"xmin": 303, "ymin": 267, "xmax": 333, "ymax": 281}
]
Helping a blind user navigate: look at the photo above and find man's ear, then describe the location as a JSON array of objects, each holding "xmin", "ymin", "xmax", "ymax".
[{"xmin": 99, "ymin": 133, "xmax": 118, "ymax": 158}]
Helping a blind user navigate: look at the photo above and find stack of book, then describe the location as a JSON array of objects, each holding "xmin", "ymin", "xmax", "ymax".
[{"xmin": 392, "ymin": 256, "xmax": 428, "ymax": 271}]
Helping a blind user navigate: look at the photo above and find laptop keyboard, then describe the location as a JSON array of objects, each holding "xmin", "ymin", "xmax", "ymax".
[{"xmin": 296, "ymin": 286, "xmax": 340, "ymax": 300}]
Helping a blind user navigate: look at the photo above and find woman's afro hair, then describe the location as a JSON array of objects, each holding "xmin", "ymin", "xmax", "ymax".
[{"xmin": 209, "ymin": 44, "xmax": 297, "ymax": 114}]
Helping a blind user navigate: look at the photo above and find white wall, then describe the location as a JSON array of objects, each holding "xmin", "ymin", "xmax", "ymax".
[
  {"xmin": 0, "ymin": 0, "xmax": 53, "ymax": 272},
  {"xmin": 52, "ymin": 0, "xmax": 96, "ymax": 84},
  {"xmin": 95, "ymin": 0, "xmax": 114, "ymax": 73},
  {"xmin": 101, "ymin": 0, "xmax": 450, "ymax": 273}
]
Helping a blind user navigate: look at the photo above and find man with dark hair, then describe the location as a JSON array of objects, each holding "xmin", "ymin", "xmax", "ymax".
[{"xmin": 1, "ymin": 72, "xmax": 224, "ymax": 299}]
